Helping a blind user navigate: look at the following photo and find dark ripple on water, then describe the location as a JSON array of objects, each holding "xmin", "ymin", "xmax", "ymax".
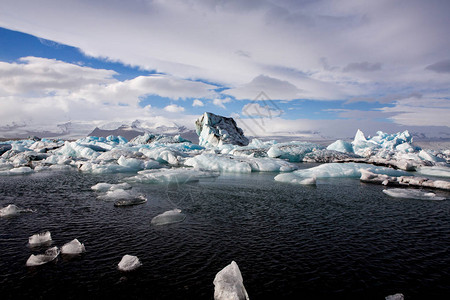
[{"xmin": 0, "ymin": 170, "xmax": 449, "ymax": 299}]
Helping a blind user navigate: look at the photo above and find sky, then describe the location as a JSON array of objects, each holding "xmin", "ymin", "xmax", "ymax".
[{"xmin": 0, "ymin": 0, "xmax": 449, "ymax": 139}]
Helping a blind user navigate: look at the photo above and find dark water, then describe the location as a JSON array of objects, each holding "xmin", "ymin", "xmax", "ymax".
[{"xmin": 0, "ymin": 168, "xmax": 449, "ymax": 299}]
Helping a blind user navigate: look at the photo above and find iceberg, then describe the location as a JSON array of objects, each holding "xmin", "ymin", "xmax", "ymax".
[
  {"xmin": 151, "ymin": 209, "xmax": 186, "ymax": 225},
  {"xmin": 0, "ymin": 204, "xmax": 33, "ymax": 217},
  {"xmin": 28, "ymin": 231, "xmax": 52, "ymax": 246},
  {"xmin": 91, "ymin": 182, "xmax": 132, "ymax": 192},
  {"xmin": 416, "ymin": 166, "xmax": 450, "ymax": 178},
  {"xmin": 383, "ymin": 188, "xmax": 445, "ymax": 200},
  {"xmin": 326, "ymin": 139, "xmax": 354, "ymax": 153},
  {"xmin": 275, "ymin": 163, "xmax": 407, "ymax": 181},
  {"xmin": 26, "ymin": 246, "xmax": 60, "ymax": 266},
  {"xmin": 360, "ymin": 170, "xmax": 450, "ymax": 190},
  {"xmin": 185, "ymin": 154, "xmax": 297, "ymax": 173},
  {"xmin": 118, "ymin": 254, "xmax": 142, "ymax": 271},
  {"xmin": 195, "ymin": 112, "xmax": 249, "ymax": 147},
  {"xmin": 130, "ymin": 133, "xmax": 191, "ymax": 144},
  {"xmin": 61, "ymin": 239, "xmax": 86, "ymax": 255},
  {"xmin": 213, "ymin": 261, "xmax": 249, "ymax": 300},
  {"xmin": 126, "ymin": 168, "xmax": 219, "ymax": 184},
  {"xmin": 267, "ymin": 142, "xmax": 321, "ymax": 162}
]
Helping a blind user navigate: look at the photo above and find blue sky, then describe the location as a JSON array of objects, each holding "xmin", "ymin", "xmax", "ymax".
[{"xmin": 0, "ymin": 0, "xmax": 449, "ymax": 139}]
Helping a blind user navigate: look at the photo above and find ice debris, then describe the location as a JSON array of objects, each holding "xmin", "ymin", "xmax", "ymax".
[
  {"xmin": 151, "ymin": 209, "xmax": 186, "ymax": 225},
  {"xmin": 195, "ymin": 112, "xmax": 249, "ymax": 147},
  {"xmin": 275, "ymin": 173, "xmax": 317, "ymax": 185},
  {"xmin": 185, "ymin": 154, "xmax": 296, "ymax": 173},
  {"xmin": 382, "ymin": 188, "xmax": 445, "ymax": 200},
  {"xmin": 360, "ymin": 170, "xmax": 450, "ymax": 190},
  {"xmin": 118, "ymin": 254, "xmax": 142, "ymax": 271},
  {"xmin": 114, "ymin": 196, "xmax": 147, "ymax": 207},
  {"xmin": 416, "ymin": 166, "xmax": 450, "ymax": 178},
  {"xmin": 385, "ymin": 293, "xmax": 404, "ymax": 300},
  {"xmin": 61, "ymin": 239, "xmax": 86, "ymax": 255},
  {"xmin": 213, "ymin": 261, "xmax": 249, "ymax": 300},
  {"xmin": 275, "ymin": 163, "xmax": 407, "ymax": 182},
  {"xmin": 0, "ymin": 166, "xmax": 34, "ymax": 176},
  {"xmin": 126, "ymin": 168, "xmax": 219, "ymax": 184},
  {"xmin": 130, "ymin": 133, "xmax": 190, "ymax": 144},
  {"xmin": 0, "ymin": 204, "xmax": 34, "ymax": 217},
  {"xmin": 28, "ymin": 231, "xmax": 52, "ymax": 246},
  {"xmin": 91, "ymin": 182, "xmax": 132, "ymax": 192},
  {"xmin": 26, "ymin": 246, "xmax": 60, "ymax": 266}
]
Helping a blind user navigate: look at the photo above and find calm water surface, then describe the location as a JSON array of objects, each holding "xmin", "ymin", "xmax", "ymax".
[{"xmin": 0, "ymin": 166, "xmax": 449, "ymax": 299}]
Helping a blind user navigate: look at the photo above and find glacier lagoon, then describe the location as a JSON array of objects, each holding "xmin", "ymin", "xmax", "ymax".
[{"xmin": 1, "ymin": 166, "xmax": 449, "ymax": 299}]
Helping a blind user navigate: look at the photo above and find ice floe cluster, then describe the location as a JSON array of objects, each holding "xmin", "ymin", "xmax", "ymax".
[{"xmin": 1, "ymin": 114, "xmax": 449, "ymax": 200}]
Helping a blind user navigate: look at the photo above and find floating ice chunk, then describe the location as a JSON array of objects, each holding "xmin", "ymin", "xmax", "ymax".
[
  {"xmin": 127, "ymin": 168, "xmax": 219, "ymax": 184},
  {"xmin": 213, "ymin": 261, "xmax": 249, "ymax": 300},
  {"xmin": 185, "ymin": 154, "xmax": 296, "ymax": 173},
  {"xmin": 28, "ymin": 231, "xmax": 52, "ymax": 246},
  {"xmin": 274, "ymin": 173, "xmax": 317, "ymax": 185},
  {"xmin": 279, "ymin": 163, "xmax": 408, "ymax": 180},
  {"xmin": 117, "ymin": 156, "xmax": 144, "ymax": 170},
  {"xmin": 385, "ymin": 293, "xmax": 404, "ymax": 300},
  {"xmin": 139, "ymin": 148, "xmax": 180, "ymax": 165},
  {"xmin": 151, "ymin": 209, "xmax": 186, "ymax": 225},
  {"xmin": 91, "ymin": 182, "xmax": 132, "ymax": 192},
  {"xmin": 61, "ymin": 239, "xmax": 86, "ymax": 255},
  {"xmin": 118, "ymin": 254, "xmax": 142, "ymax": 271},
  {"xmin": 267, "ymin": 142, "xmax": 322, "ymax": 162},
  {"xmin": 416, "ymin": 166, "xmax": 450, "ymax": 178},
  {"xmin": 114, "ymin": 196, "xmax": 147, "ymax": 207},
  {"xmin": 418, "ymin": 150, "xmax": 445, "ymax": 162},
  {"xmin": 195, "ymin": 112, "xmax": 249, "ymax": 147},
  {"xmin": 326, "ymin": 140, "xmax": 354, "ymax": 153},
  {"xmin": 26, "ymin": 246, "xmax": 60, "ymax": 267},
  {"xmin": 0, "ymin": 166, "xmax": 34, "ymax": 176},
  {"xmin": 360, "ymin": 170, "xmax": 450, "ymax": 190},
  {"xmin": 97, "ymin": 189, "xmax": 135, "ymax": 200},
  {"xmin": 0, "ymin": 204, "xmax": 33, "ymax": 217},
  {"xmin": 382, "ymin": 188, "xmax": 445, "ymax": 200}
]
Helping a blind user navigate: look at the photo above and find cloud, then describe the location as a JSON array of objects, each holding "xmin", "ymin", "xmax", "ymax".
[
  {"xmin": 242, "ymin": 102, "xmax": 283, "ymax": 118},
  {"xmin": 343, "ymin": 61, "xmax": 382, "ymax": 72},
  {"xmin": 213, "ymin": 98, "xmax": 232, "ymax": 109},
  {"xmin": 226, "ymin": 75, "xmax": 302, "ymax": 100},
  {"xmin": 425, "ymin": 59, "xmax": 450, "ymax": 73},
  {"xmin": 192, "ymin": 99, "xmax": 204, "ymax": 107},
  {"xmin": 164, "ymin": 104, "xmax": 185, "ymax": 113}
]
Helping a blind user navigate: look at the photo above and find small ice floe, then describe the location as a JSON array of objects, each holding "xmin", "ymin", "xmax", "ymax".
[
  {"xmin": 97, "ymin": 189, "xmax": 135, "ymax": 200},
  {"xmin": 118, "ymin": 254, "xmax": 142, "ymax": 271},
  {"xmin": 28, "ymin": 231, "xmax": 52, "ymax": 246},
  {"xmin": 0, "ymin": 166, "xmax": 34, "ymax": 176},
  {"xmin": 383, "ymin": 188, "xmax": 445, "ymax": 200},
  {"xmin": 61, "ymin": 239, "xmax": 86, "ymax": 255},
  {"xmin": 26, "ymin": 246, "xmax": 60, "ymax": 266},
  {"xmin": 114, "ymin": 195, "xmax": 147, "ymax": 207},
  {"xmin": 91, "ymin": 182, "xmax": 131, "ymax": 192},
  {"xmin": 0, "ymin": 204, "xmax": 34, "ymax": 217},
  {"xmin": 385, "ymin": 293, "xmax": 404, "ymax": 300},
  {"xmin": 151, "ymin": 209, "xmax": 186, "ymax": 226},
  {"xmin": 213, "ymin": 261, "xmax": 249, "ymax": 300}
]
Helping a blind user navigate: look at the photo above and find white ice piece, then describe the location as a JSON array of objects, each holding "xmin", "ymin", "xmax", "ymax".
[
  {"xmin": 0, "ymin": 204, "xmax": 33, "ymax": 217},
  {"xmin": 97, "ymin": 189, "xmax": 134, "ymax": 200},
  {"xmin": 26, "ymin": 246, "xmax": 60, "ymax": 266},
  {"xmin": 118, "ymin": 254, "xmax": 142, "ymax": 271},
  {"xmin": 28, "ymin": 231, "xmax": 52, "ymax": 245},
  {"xmin": 326, "ymin": 140, "xmax": 354, "ymax": 153},
  {"xmin": 382, "ymin": 188, "xmax": 445, "ymax": 200},
  {"xmin": 213, "ymin": 261, "xmax": 249, "ymax": 300},
  {"xmin": 185, "ymin": 154, "xmax": 296, "ymax": 173},
  {"xmin": 151, "ymin": 209, "xmax": 186, "ymax": 225},
  {"xmin": 127, "ymin": 168, "xmax": 218, "ymax": 184},
  {"xmin": 385, "ymin": 293, "xmax": 404, "ymax": 300},
  {"xmin": 91, "ymin": 182, "xmax": 131, "ymax": 192},
  {"xmin": 416, "ymin": 166, "xmax": 450, "ymax": 178},
  {"xmin": 61, "ymin": 239, "xmax": 86, "ymax": 255},
  {"xmin": 0, "ymin": 166, "xmax": 34, "ymax": 176}
]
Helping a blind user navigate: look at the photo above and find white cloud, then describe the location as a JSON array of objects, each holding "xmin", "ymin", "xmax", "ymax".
[
  {"xmin": 192, "ymin": 99, "xmax": 204, "ymax": 107},
  {"xmin": 226, "ymin": 75, "xmax": 303, "ymax": 100},
  {"xmin": 164, "ymin": 104, "xmax": 185, "ymax": 113},
  {"xmin": 242, "ymin": 102, "xmax": 283, "ymax": 118},
  {"xmin": 213, "ymin": 98, "xmax": 232, "ymax": 109}
]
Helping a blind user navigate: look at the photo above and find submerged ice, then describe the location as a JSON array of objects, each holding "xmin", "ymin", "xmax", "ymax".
[
  {"xmin": 382, "ymin": 188, "xmax": 445, "ymax": 200},
  {"xmin": 151, "ymin": 209, "xmax": 186, "ymax": 226}
]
